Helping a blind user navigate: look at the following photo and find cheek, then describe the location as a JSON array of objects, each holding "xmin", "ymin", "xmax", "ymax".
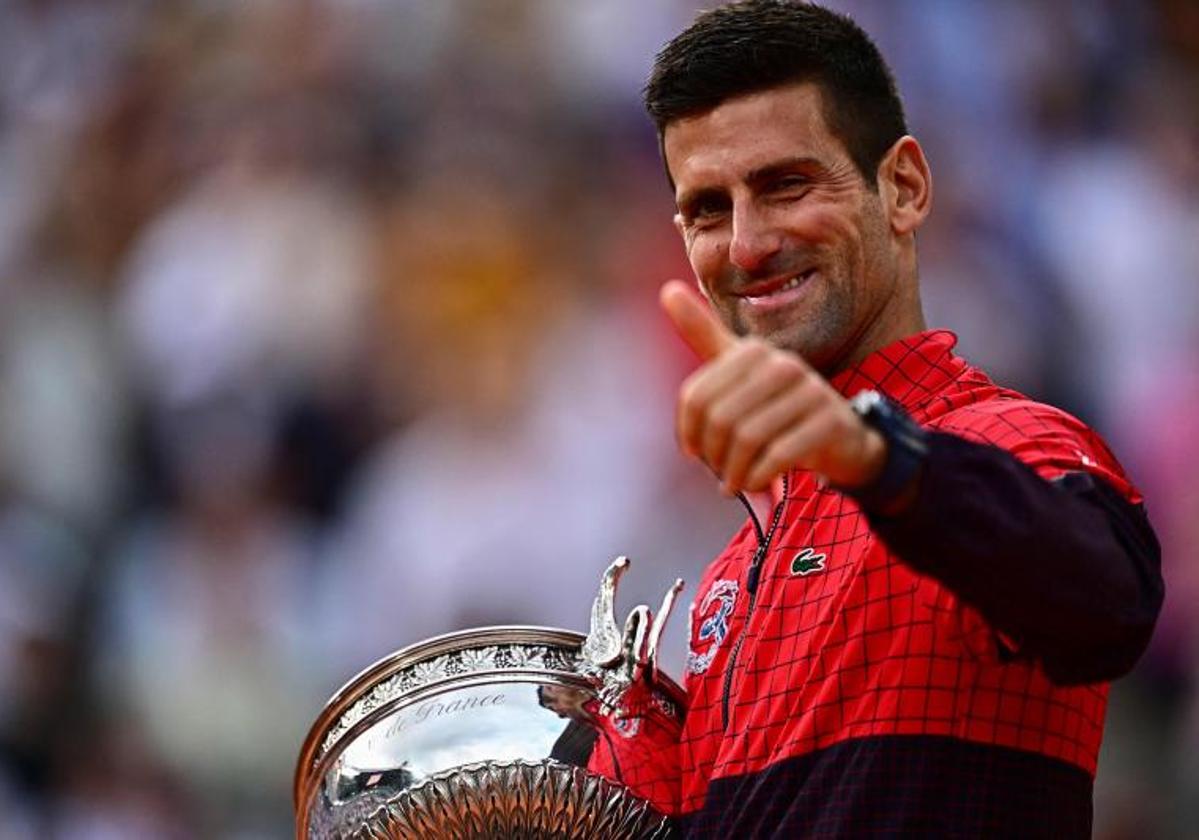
[
  {"xmin": 848, "ymin": 205, "xmax": 893, "ymax": 272},
  {"xmin": 687, "ymin": 234, "xmax": 727, "ymax": 280},
  {"xmin": 797, "ymin": 202, "xmax": 856, "ymax": 240},
  {"xmin": 803, "ymin": 208, "xmax": 872, "ymax": 272}
]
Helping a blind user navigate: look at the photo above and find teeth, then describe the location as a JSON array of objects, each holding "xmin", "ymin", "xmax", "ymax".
[
  {"xmin": 743, "ymin": 272, "xmax": 810, "ymax": 301},
  {"xmin": 764, "ymin": 275, "xmax": 803, "ymax": 296}
]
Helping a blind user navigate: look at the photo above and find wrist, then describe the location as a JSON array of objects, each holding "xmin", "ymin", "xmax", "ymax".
[
  {"xmin": 837, "ymin": 390, "xmax": 928, "ymax": 514},
  {"xmin": 842, "ymin": 427, "xmax": 888, "ymax": 490}
]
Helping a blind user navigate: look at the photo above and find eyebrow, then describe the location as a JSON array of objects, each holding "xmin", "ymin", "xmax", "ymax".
[
  {"xmin": 745, "ymin": 155, "xmax": 825, "ymax": 187},
  {"xmin": 675, "ymin": 155, "xmax": 827, "ymax": 212}
]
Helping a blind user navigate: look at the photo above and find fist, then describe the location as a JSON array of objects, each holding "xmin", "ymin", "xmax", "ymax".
[{"xmin": 660, "ymin": 280, "xmax": 886, "ymax": 495}]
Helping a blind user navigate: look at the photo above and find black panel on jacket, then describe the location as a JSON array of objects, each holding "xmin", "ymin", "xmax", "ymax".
[
  {"xmin": 681, "ymin": 734, "xmax": 1092, "ymax": 839},
  {"xmin": 865, "ymin": 432, "xmax": 1164, "ymax": 685}
]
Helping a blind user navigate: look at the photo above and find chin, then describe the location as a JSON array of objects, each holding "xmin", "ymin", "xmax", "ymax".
[{"xmin": 772, "ymin": 326, "xmax": 844, "ymax": 373}]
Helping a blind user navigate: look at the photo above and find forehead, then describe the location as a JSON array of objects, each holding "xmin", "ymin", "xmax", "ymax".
[{"xmin": 663, "ymin": 83, "xmax": 843, "ymax": 193}]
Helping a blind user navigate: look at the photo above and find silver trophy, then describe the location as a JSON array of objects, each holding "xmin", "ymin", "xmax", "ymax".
[{"xmin": 294, "ymin": 558, "xmax": 686, "ymax": 839}]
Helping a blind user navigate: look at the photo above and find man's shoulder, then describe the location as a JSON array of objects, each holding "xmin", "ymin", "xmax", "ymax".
[
  {"xmin": 914, "ymin": 354, "xmax": 1091, "ymax": 437},
  {"xmin": 931, "ymin": 387, "xmax": 1094, "ymax": 440},
  {"xmin": 926, "ymin": 380, "xmax": 1138, "ymax": 500}
]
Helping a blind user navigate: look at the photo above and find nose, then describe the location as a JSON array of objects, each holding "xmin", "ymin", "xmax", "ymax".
[{"xmin": 728, "ymin": 201, "xmax": 782, "ymax": 274}]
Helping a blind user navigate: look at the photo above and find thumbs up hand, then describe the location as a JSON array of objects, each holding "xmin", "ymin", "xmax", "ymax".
[{"xmin": 660, "ymin": 280, "xmax": 886, "ymax": 495}]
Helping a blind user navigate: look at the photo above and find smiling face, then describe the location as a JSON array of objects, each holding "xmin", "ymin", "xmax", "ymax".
[{"xmin": 664, "ymin": 82, "xmax": 921, "ymax": 374}]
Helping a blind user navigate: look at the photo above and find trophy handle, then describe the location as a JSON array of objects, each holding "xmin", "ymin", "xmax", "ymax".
[
  {"xmin": 646, "ymin": 579, "xmax": 684, "ymax": 683},
  {"xmin": 581, "ymin": 556, "xmax": 630, "ymax": 669},
  {"xmin": 581, "ymin": 558, "xmax": 687, "ymax": 715},
  {"xmin": 599, "ymin": 605, "xmax": 651, "ymax": 712}
]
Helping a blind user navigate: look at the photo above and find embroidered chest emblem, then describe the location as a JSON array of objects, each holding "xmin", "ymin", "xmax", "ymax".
[
  {"xmin": 686, "ymin": 578, "xmax": 739, "ymax": 675},
  {"xmin": 790, "ymin": 547, "xmax": 827, "ymax": 576},
  {"xmin": 612, "ymin": 715, "xmax": 641, "ymax": 739}
]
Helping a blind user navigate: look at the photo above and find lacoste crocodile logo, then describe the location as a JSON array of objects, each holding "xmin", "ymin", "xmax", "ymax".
[{"xmin": 790, "ymin": 547, "xmax": 826, "ymax": 576}]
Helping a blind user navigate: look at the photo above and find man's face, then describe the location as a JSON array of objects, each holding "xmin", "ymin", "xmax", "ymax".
[{"xmin": 663, "ymin": 83, "xmax": 899, "ymax": 373}]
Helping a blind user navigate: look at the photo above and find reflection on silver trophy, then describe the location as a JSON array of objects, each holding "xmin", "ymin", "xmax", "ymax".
[{"xmin": 294, "ymin": 557, "xmax": 686, "ymax": 839}]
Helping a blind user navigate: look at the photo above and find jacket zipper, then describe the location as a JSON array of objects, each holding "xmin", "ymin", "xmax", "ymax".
[{"xmin": 721, "ymin": 473, "xmax": 789, "ymax": 732}]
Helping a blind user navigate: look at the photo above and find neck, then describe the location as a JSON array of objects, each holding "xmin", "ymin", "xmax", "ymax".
[{"xmin": 824, "ymin": 270, "xmax": 925, "ymax": 378}]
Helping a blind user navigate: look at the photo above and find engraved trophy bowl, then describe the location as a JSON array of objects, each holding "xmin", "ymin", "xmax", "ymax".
[{"xmin": 295, "ymin": 558, "xmax": 686, "ymax": 839}]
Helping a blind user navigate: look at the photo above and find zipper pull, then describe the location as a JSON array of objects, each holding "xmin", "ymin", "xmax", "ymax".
[{"xmin": 746, "ymin": 544, "xmax": 767, "ymax": 594}]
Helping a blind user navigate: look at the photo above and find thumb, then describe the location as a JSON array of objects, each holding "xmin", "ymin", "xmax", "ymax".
[{"xmin": 659, "ymin": 280, "xmax": 736, "ymax": 361}]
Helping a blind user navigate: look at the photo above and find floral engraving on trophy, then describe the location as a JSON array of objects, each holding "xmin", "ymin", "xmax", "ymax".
[
  {"xmin": 317, "ymin": 643, "xmax": 583, "ymax": 765},
  {"xmin": 542, "ymin": 646, "xmax": 580, "ymax": 672},
  {"xmin": 411, "ymin": 658, "xmax": 446, "ymax": 685},
  {"xmin": 457, "ymin": 646, "xmax": 496, "ymax": 672}
]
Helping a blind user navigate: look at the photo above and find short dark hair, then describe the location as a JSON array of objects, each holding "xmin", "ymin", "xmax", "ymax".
[{"xmin": 644, "ymin": 1, "xmax": 907, "ymax": 182}]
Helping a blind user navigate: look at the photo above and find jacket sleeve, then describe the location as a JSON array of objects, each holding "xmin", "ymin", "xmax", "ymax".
[{"xmin": 862, "ymin": 418, "xmax": 1163, "ymax": 687}]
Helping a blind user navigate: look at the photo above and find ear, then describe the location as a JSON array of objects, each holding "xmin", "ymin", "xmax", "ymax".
[{"xmin": 878, "ymin": 136, "xmax": 932, "ymax": 237}]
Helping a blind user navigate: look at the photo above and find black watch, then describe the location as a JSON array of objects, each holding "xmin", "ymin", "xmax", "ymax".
[{"xmin": 840, "ymin": 389, "xmax": 929, "ymax": 511}]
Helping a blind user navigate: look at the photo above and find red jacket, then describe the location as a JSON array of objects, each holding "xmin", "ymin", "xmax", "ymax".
[{"xmin": 674, "ymin": 330, "xmax": 1160, "ymax": 837}]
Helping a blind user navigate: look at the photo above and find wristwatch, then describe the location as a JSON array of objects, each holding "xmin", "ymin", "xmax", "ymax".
[{"xmin": 842, "ymin": 389, "xmax": 929, "ymax": 512}]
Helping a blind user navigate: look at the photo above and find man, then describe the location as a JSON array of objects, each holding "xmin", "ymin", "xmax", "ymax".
[{"xmin": 641, "ymin": 2, "xmax": 1164, "ymax": 836}]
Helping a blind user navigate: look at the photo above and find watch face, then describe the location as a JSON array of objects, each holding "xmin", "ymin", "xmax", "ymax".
[{"xmin": 849, "ymin": 389, "xmax": 883, "ymax": 416}]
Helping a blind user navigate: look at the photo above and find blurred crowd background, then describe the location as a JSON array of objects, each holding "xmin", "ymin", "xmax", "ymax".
[{"xmin": 0, "ymin": 0, "xmax": 1195, "ymax": 837}]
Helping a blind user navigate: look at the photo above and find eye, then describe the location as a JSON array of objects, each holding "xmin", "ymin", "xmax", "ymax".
[{"xmin": 682, "ymin": 195, "xmax": 731, "ymax": 229}]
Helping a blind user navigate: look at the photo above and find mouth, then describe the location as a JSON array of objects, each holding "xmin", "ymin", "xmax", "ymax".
[{"xmin": 732, "ymin": 267, "xmax": 817, "ymax": 304}]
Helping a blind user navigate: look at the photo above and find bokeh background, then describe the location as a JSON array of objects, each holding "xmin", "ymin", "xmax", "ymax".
[{"xmin": 0, "ymin": 0, "xmax": 1195, "ymax": 837}]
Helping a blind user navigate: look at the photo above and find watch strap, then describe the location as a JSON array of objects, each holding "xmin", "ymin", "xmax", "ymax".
[{"xmin": 840, "ymin": 390, "xmax": 928, "ymax": 512}]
